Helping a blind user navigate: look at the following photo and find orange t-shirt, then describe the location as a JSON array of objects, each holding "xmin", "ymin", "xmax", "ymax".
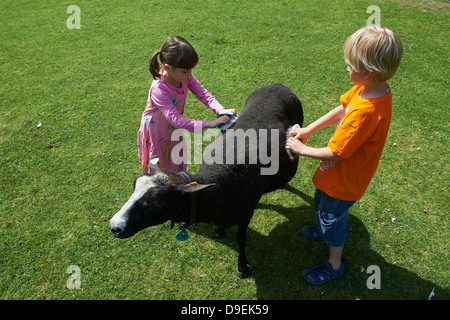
[{"xmin": 312, "ymin": 85, "xmax": 392, "ymax": 201}]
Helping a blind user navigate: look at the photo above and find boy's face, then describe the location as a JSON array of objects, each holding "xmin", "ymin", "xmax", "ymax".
[{"xmin": 347, "ymin": 64, "xmax": 369, "ymax": 86}]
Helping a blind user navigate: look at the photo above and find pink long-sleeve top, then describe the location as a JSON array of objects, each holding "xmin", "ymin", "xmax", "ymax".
[
  {"xmin": 146, "ymin": 74, "xmax": 223, "ymax": 131},
  {"xmin": 137, "ymin": 74, "xmax": 224, "ymax": 172}
]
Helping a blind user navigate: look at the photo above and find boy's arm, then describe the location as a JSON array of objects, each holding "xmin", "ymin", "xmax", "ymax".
[
  {"xmin": 290, "ymin": 105, "xmax": 345, "ymax": 142},
  {"xmin": 307, "ymin": 104, "xmax": 345, "ymax": 133},
  {"xmin": 286, "ymin": 105, "xmax": 345, "ymax": 161},
  {"xmin": 286, "ymin": 139, "xmax": 343, "ymax": 162}
]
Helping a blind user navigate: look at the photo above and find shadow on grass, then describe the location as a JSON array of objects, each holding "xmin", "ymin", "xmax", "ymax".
[{"xmin": 191, "ymin": 184, "xmax": 449, "ymax": 300}]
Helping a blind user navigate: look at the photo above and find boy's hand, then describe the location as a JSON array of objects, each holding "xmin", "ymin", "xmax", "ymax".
[
  {"xmin": 289, "ymin": 127, "xmax": 312, "ymax": 144},
  {"xmin": 286, "ymin": 137, "xmax": 306, "ymax": 156}
]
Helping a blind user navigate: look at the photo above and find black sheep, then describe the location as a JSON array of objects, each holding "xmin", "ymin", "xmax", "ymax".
[{"xmin": 109, "ymin": 83, "xmax": 303, "ymax": 278}]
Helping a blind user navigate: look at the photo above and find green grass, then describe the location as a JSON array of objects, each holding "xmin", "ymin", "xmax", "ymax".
[{"xmin": 1, "ymin": 0, "xmax": 448, "ymax": 300}]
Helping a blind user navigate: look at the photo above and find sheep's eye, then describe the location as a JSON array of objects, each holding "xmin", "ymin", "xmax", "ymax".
[
  {"xmin": 142, "ymin": 194, "xmax": 164, "ymax": 208},
  {"xmin": 150, "ymin": 188, "xmax": 165, "ymax": 207},
  {"xmin": 152, "ymin": 199, "xmax": 163, "ymax": 207}
]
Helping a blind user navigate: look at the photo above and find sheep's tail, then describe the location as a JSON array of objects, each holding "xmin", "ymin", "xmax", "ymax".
[{"xmin": 286, "ymin": 124, "xmax": 301, "ymax": 159}]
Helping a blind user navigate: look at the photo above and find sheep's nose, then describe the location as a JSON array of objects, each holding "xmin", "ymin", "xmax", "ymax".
[
  {"xmin": 110, "ymin": 226, "xmax": 122, "ymax": 237},
  {"xmin": 109, "ymin": 218, "xmax": 125, "ymax": 238}
]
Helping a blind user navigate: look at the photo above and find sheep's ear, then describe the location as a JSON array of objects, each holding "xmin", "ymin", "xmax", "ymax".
[
  {"xmin": 148, "ymin": 157, "xmax": 160, "ymax": 173},
  {"xmin": 148, "ymin": 163, "xmax": 160, "ymax": 173},
  {"xmin": 176, "ymin": 182, "xmax": 215, "ymax": 194}
]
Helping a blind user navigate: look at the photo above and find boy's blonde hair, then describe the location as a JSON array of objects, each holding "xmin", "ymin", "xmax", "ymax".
[{"xmin": 344, "ymin": 25, "xmax": 403, "ymax": 81}]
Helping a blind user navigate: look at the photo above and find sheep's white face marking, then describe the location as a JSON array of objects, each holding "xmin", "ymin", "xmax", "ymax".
[{"xmin": 109, "ymin": 173, "xmax": 167, "ymax": 238}]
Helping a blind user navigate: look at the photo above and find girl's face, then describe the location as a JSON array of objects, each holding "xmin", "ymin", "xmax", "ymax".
[{"xmin": 163, "ymin": 65, "xmax": 192, "ymax": 87}]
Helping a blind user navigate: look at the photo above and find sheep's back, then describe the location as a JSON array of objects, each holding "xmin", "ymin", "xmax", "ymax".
[
  {"xmin": 236, "ymin": 83, "xmax": 303, "ymax": 132},
  {"xmin": 199, "ymin": 83, "xmax": 303, "ymax": 196}
]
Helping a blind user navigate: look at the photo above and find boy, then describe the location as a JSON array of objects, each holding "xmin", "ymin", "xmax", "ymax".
[{"xmin": 286, "ymin": 25, "xmax": 403, "ymax": 285}]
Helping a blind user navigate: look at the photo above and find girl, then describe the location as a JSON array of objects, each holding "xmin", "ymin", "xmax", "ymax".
[{"xmin": 138, "ymin": 36, "xmax": 235, "ymax": 173}]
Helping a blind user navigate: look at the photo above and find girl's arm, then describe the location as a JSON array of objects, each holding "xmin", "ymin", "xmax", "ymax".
[
  {"xmin": 152, "ymin": 84, "xmax": 230, "ymax": 131},
  {"xmin": 187, "ymin": 74, "xmax": 235, "ymax": 127},
  {"xmin": 151, "ymin": 85, "xmax": 205, "ymax": 133},
  {"xmin": 187, "ymin": 74, "xmax": 226, "ymax": 114}
]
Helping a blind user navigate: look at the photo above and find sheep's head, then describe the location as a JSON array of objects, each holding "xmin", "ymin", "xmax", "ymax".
[{"xmin": 109, "ymin": 171, "xmax": 211, "ymax": 239}]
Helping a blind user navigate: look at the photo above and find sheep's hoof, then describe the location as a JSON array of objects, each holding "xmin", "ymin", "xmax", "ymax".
[
  {"xmin": 214, "ymin": 228, "xmax": 226, "ymax": 239},
  {"xmin": 237, "ymin": 266, "xmax": 249, "ymax": 279}
]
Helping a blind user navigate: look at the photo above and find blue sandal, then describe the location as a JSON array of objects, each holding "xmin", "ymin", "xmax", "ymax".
[
  {"xmin": 302, "ymin": 225, "xmax": 322, "ymax": 241},
  {"xmin": 303, "ymin": 260, "xmax": 344, "ymax": 285}
]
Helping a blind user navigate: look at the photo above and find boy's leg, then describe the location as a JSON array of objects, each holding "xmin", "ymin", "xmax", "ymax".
[
  {"xmin": 313, "ymin": 188, "xmax": 322, "ymax": 212},
  {"xmin": 329, "ymin": 245, "xmax": 344, "ymax": 270},
  {"xmin": 314, "ymin": 191, "xmax": 355, "ymax": 248},
  {"xmin": 301, "ymin": 188, "xmax": 324, "ymax": 241},
  {"xmin": 302, "ymin": 190, "xmax": 355, "ymax": 285}
]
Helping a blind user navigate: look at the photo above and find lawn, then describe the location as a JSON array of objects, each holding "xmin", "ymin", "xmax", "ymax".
[{"xmin": 0, "ymin": 0, "xmax": 448, "ymax": 300}]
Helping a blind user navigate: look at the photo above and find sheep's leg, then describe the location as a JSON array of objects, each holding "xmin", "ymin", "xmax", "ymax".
[
  {"xmin": 236, "ymin": 221, "xmax": 250, "ymax": 279},
  {"xmin": 214, "ymin": 227, "xmax": 226, "ymax": 239}
]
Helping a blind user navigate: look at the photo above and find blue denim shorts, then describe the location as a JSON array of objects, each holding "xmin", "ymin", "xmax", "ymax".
[{"xmin": 314, "ymin": 188, "xmax": 356, "ymax": 247}]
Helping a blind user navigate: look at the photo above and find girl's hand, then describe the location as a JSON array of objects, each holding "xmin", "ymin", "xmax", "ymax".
[
  {"xmin": 219, "ymin": 109, "xmax": 237, "ymax": 116},
  {"xmin": 206, "ymin": 116, "xmax": 230, "ymax": 128}
]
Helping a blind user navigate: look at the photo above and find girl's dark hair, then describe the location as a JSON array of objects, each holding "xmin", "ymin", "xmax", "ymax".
[{"xmin": 149, "ymin": 36, "xmax": 199, "ymax": 79}]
